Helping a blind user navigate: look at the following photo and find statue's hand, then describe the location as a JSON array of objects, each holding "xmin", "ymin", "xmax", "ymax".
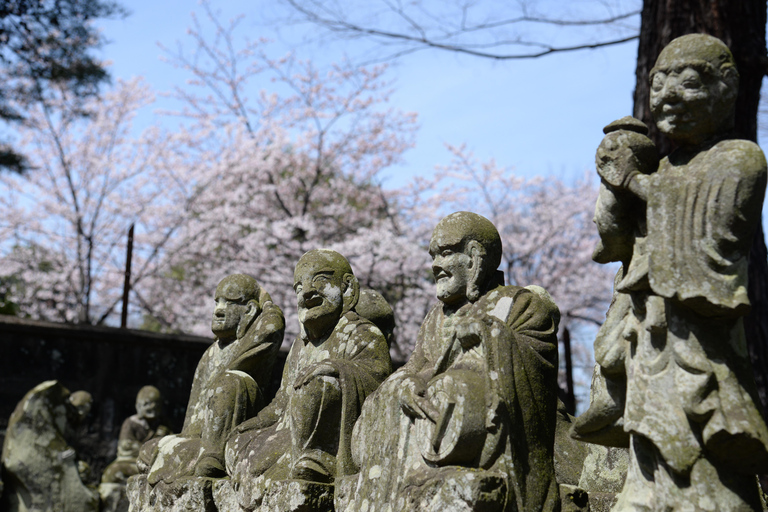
[
  {"xmin": 293, "ymin": 362, "xmax": 339, "ymax": 389},
  {"xmin": 398, "ymin": 376, "xmax": 439, "ymax": 422},
  {"xmin": 454, "ymin": 319, "xmax": 485, "ymax": 350}
]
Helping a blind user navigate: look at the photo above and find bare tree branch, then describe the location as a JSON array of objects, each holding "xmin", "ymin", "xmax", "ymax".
[{"xmin": 281, "ymin": 0, "xmax": 641, "ymax": 62}]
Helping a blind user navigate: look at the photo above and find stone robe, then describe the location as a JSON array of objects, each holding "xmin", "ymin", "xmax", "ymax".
[
  {"xmin": 101, "ymin": 414, "xmax": 171, "ymax": 484},
  {"xmin": 225, "ymin": 310, "xmax": 392, "ymax": 510},
  {"xmin": 341, "ymin": 283, "xmax": 561, "ymax": 512},
  {"xmin": 0, "ymin": 381, "xmax": 99, "ymax": 512},
  {"xmin": 143, "ymin": 301, "xmax": 284, "ymax": 485},
  {"xmin": 616, "ymin": 139, "xmax": 768, "ymax": 478}
]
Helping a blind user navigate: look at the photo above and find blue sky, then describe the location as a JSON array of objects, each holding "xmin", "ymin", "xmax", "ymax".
[{"xmin": 95, "ymin": 0, "xmax": 643, "ymax": 189}]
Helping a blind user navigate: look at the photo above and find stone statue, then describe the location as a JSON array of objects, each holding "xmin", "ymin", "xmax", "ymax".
[
  {"xmin": 573, "ymin": 34, "xmax": 768, "ymax": 511},
  {"xmin": 100, "ymin": 386, "xmax": 172, "ymax": 512},
  {"xmin": 338, "ymin": 212, "xmax": 562, "ymax": 512},
  {"xmin": 222, "ymin": 249, "xmax": 392, "ymax": 511},
  {"xmin": 356, "ymin": 287, "xmax": 396, "ymax": 347},
  {"xmin": 0, "ymin": 380, "xmax": 98, "ymax": 512},
  {"xmin": 103, "ymin": 386, "xmax": 172, "ymax": 485},
  {"xmin": 131, "ymin": 273, "xmax": 284, "ymax": 508}
]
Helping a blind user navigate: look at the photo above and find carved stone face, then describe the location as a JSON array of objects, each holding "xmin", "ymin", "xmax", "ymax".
[
  {"xmin": 651, "ymin": 66, "xmax": 722, "ymax": 145},
  {"xmin": 294, "ymin": 253, "xmax": 347, "ymax": 340},
  {"xmin": 429, "ymin": 233, "xmax": 472, "ymax": 306},
  {"xmin": 649, "ymin": 34, "xmax": 737, "ymax": 147},
  {"xmin": 211, "ymin": 278, "xmax": 251, "ymax": 342},
  {"xmin": 136, "ymin": 387, "xmax": 162, "ymax": 420}
]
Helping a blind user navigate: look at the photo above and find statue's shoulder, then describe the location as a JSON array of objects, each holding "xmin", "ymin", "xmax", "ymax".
[
  {"xmin": 341, "ymin": 311, "xmax": 385, "ymax": 340},
  {"xmin": 709, "ymin": 139, "xmax": 767, "ymax": 175},
  {"xmin": 480, "ymin": 284, "xmax": 560, "ymax": 328}
]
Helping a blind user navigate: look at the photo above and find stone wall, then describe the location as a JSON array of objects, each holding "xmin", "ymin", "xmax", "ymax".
[{"xmin": 0, "ymin": 315, "xmax": 286, "ymax": 482}]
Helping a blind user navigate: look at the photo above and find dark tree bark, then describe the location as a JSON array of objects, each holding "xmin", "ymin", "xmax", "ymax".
[{"xmin": 632, "ymin": 0, "xmax": 768, "ymax": 413}]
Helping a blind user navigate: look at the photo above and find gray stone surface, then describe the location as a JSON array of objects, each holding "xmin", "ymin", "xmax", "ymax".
[
  {"xmin": 574, "ymin": 34, "xmax": 768, "ymax": 511},
  {"xmin": 0, "ymin": 380, "xmax": 99, "ymax": 512},
  {"xmin": 340, "ymin": 212, "xmax": 562, "ymax": 512},
  {"xmin": 225, "ymin": 250, "xmax": 392, "ymax": 510},
  {"xmin": 132, "ymin": 274, "xmax": 284, "ymax": 510}
]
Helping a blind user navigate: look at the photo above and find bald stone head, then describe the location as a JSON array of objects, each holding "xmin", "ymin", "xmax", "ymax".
[
  {"xmin": 211, "ymin": 274, "xmax": 262, "ymax": 343},
  {"xmin": 69, "ymin": 390, "xmax": 93, "ymax": 424},
  {"xmin": 136, "ymin": 385, "xmax": 162, "ymax": 420},
  {"xmin": 294, "ymin": 249, "xmax": 360, "ymax": 340},
  {"xmin": 356, "ymin": 288, "xmax": 395, "ymax": 346},
  {"xmin": 429, "ymin": 212, "xmax": 503, "ymax": 306},
  {"xmin": 650, "ymin": 34, "xmax": 738, "ymax": 146}
]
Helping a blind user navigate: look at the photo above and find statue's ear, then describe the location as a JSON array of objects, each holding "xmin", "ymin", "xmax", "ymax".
[
  {"xmin": 237, "ymin": 299, "xmax": 261, "ymax": 339},
  {"xmin": 342, "ymin": 273, "xmax": 360, "ymax": 314},
  {"xmin": 466, "ymin": 240, "xmax": 486, "ymax": 302}
]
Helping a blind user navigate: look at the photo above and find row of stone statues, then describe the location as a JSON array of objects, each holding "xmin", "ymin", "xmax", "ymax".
[
  {"xmin": 2, "ymin": 33, "xmax": 767, "ymax": 512},
  {"xmin": 123, "ymin": 210, "xmax": 565, "ymax": 512}
]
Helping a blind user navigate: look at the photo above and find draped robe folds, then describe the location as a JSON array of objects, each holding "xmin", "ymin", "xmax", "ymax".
[
  {"xmin": 143, "ymin": 302, "xmax": 284, "ymax": 485},
  {"xmin": 612, "ymin": 139, "xmax": 768, "ymax": 477},
  {"xmin": 225, "ymin": 311, "xmax": 392, "ymax": 510},
  {"xmin": 342, "ymin": 285, "xmax": 560, "ymax": 512}
]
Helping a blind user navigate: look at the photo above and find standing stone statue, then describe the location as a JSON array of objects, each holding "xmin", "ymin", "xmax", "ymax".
[
  {"xmin": 100, "ymin": 386, "xmax": 172, "ymax": 511},
  {"xmin": 130, "ymin": 273, "xmax": 284, "ymax": 510},
  {"xmin": 0, "ymin": 380, "xmax": 98, "ymax": 512},
  {"xmin": 573, "ymin": 34, "xmax": 768, "ymax": 511},
  {"xmin": 222, "ymin": 249, "xmax": 392, "ymax": 512},
  {"xmin": 338, "ymin": 212, "xmax": 562, "ymax": 512}
]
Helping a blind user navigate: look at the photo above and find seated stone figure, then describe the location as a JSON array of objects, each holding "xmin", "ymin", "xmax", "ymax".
[
  {"xmin": 338, "ymin": 212, "xmax": 562, "ymax": 512},
  {"xmin": 137, "ymin": 273, "xmax": 284, "ymax": 486},
  {"xmin": 102, "ymin": 385, "xmax": 172, "ymax": 484},
  {"xmin": 0, "ymin": 380, "xmax": 98, "ymax": 512},
  {"xmin": 100, "ymin": 386, "xmax": 172, "ymax": 512},
  {"xmin": 224, "ymin": 249, "xmax": 392, "ymax": 511}
]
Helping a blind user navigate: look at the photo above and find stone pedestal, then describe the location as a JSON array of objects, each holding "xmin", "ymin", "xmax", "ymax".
[
  {"xmin": 261, "ymin": 479, "xmax": 334, "ymax": 512},
  {"xmin": 127, "ymin": 474, "xmax": 217, "ymax": 512},
  {"xmin": 100, "ymin": 482, "xmax": 129, "ymax": 512}
]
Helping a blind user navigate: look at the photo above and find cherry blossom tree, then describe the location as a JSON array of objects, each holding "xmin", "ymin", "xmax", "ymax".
[
  {"xmin": 0, "ymin": 78, "xmax": 190, "ymax": 324},
  {"xmin": 134, "ymin": 3, "xmax": 424, "ymax": 351}
]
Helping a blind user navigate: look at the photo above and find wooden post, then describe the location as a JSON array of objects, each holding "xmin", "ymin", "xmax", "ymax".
[{"xmin": 121, "ymin": 224, "xmax": 134, "ymax": 329}]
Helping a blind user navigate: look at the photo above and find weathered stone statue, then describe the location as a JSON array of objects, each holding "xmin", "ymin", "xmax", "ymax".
[
  {"xmin": 0, "ymin": 380, "xmax": 98, "ymax": 512},
  {"xmin": 222, "ymin": 249, "xmax": 392, "ymax": 511},
  {"xmin": 338, "ymin": 211, "xmax": 562, "ymax": 512},
  {"xmin": 574, "ymin": 34, "xmax": 768, "ymax": 511},
  {"xmin": 130, "ymin": 273, "xmax": 284, "ymax": 510},
  {"xmin": 100, "ymin": 386, "xmax": 172, "ymax": 511},
  {"xmin": 103, "ymin": 386, "xmax": 172, "ymax": 485}
]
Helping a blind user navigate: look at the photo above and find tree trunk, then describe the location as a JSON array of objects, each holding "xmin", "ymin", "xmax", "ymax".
[{"xmin": 632, "ymin": 0, "xmax": 768, "ymax": 413}]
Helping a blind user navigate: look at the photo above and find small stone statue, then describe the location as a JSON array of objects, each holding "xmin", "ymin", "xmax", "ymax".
[
  {"xmin": 131, "ymin": 273, "xmax": 284, "ymax": 508},
  {"xmin": 0, "ymin": 380, "xmax": 98, "ymax": 512},
  {"xmin": 339, "ymin": 212, "xmax": 562, "ymax": 512},
  {"xmin": 103, "ymin": 386, "xmax": 172, "ymax": 484},
  {"xmin": 574, "ymin": 34, "xmax": 768, "ymax": 511},
  {"xmin": 223, "ymin": 249, "xmax": 392, "ymax": 511},
  {"xmin": 100, "ymin": 386, "xmax": 172, "ymax": 512}
]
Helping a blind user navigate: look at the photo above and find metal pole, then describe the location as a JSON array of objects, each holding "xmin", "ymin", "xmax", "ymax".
[{"xmin": 121, "ymin": 223, "xmax": 134, "ymax": 328}]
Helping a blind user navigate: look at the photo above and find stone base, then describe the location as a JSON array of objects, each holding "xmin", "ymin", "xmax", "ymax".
[
  {"xmin": 100, "ymin": 482, "xmax": 129, "ymax": 512},
  {"xmin": 126, "ymin": 474, "xmax": 218, "ymax": 512},
  {"xmin": 212, "ymin": 479, "xmax": 245, "ymax": 512},
  {"xmin": 261, "ymin": 479, "xmax": 334, "ymax": 512},
  {"xmin": 399, "ymin": 470, "xmax": 507, "ymax": 512}
]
